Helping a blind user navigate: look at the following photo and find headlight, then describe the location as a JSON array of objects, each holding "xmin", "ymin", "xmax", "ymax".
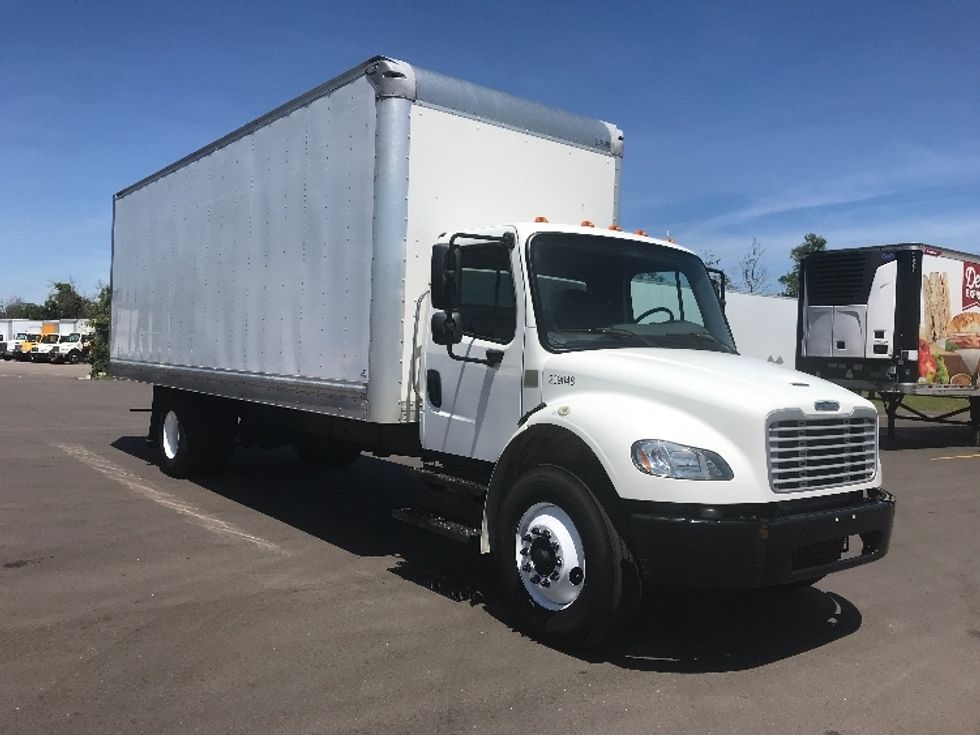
[{"xmin": 631, "ymin": 439, "xmax": 733, "ymax": 480}]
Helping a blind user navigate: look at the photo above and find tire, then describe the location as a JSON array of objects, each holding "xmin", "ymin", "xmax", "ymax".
[
  {"xmin": 158, "ymin": 403, "xmax": 202, "ymax": 478},
  {"xmin": 156, "ymin": 396, "xmax": 234, "ymax": 478},
  {"xmin": 293, "ymin": 436, "xmax": 360, "ymax": 468},
  {"xmin": 67, "ymin": 350, "xmax": 80, "ymax": 364},
  {"xmin": 495, "ymin": 465, "xmax": 640, "ymax": 649}
]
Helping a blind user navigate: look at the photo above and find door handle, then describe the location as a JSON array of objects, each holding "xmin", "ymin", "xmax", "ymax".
[{"xmin": 426, "ymin": 369, "xmax": 442, "ymax": 408}]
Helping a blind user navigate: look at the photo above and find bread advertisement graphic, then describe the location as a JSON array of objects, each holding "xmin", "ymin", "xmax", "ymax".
[{"xmin": 920, "ymin": 257, "xmax": 980, "ymax": 385}]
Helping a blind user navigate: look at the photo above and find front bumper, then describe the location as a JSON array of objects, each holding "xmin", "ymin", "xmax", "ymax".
[{"xmin": 629, "ymin": 490, "xmax": 895, "ymax": 588}]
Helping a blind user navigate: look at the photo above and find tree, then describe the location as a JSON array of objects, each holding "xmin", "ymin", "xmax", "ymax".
[
  {"xmin": 699, "ymin": 249, "xmax": 723, "ymax": 270},
  {"xmin": 43, "ymin": 281, "xmax": 91, "ymax": 319},
  {"xmin": 0, "ymin": 296, "xmax": 45, "ymax": 319},
  {"xmin": 779, "ymin": 233, "xmax": 827, "ymax": 297},
  {"xmin": 88, "ymin": 286, "xmax": 112, "ymax": 378},
  {"xmin": 88, "ymin": 284, "xmax": 111, "ymax": 376},
  {"xmin": 737, "ymin": 238, "xmax": 769, "ymax": 293}
]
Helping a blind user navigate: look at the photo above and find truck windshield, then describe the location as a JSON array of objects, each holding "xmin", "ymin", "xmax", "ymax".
[
  {"xmin": 528, "ymin": 233, "xmax": 735, "ymax": 354},
  {"xmin": 41, "ymin": 335, "xmax": 60, "ymax": 344}
]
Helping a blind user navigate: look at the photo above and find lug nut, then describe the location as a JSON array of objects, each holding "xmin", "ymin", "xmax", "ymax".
[
  {"xmin": 549, "ymin": 571, "xmax": 560, "ymax": 581},
  {"xmin": 523, "ymin": 534, "xmax": 532, "ymax": 543},
  {"xmin": 541, "ymin": 529, "xmax": 551, "ymax": 539},
  {"xmin": 521, "ymin": 563, "xmax": 531, "ymax": 572},
  {"xmin": 550, "ymin": 541, "xmax": 560, "ymax": 551},
  {"xmin": 531, "ymin": 574, "xmax": 541, "ymax": 584},
  {"xmin": 540, "ymin": 579, "xmax": 551, "ymax": 588},
  {"xmin": 519, "ymin": 547, "xmax": 529, "ymax": 556},
  {"xmin": 555, "ymin": 557, "xmax": 563, "ymax": 567}
]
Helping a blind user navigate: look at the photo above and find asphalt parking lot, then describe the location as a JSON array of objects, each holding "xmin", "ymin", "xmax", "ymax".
[{"xmin": 2, "ymin": 360, "xmax": 978, "ymax": 734}]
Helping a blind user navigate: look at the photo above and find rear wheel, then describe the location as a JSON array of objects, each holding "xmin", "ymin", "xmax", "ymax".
[
  {"xmin": 67, "ymin": 350, "xmax": 81, "ymax": 364},
  {"xmin": 158, "ymin": 404, "xmax": 201, "ymax": 478},
  {"xmin": 156, "ymin": 394, "xmax": 234, "ymax": 478},
  {"xmin": 495, "ymin": 466, "xmax": 639, "ymax": 649}
]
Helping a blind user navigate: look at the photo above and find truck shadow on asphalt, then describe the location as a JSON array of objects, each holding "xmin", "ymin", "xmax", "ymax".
[
  {"xmin": 112, "ymin": 436, "xmax": 862, "ymax": 673},
  {"xmin": 878, "ymin": 422, "xmax": 980, "ymax": 451}
]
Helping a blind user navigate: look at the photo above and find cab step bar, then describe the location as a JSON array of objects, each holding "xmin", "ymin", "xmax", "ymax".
[{"xmin": 392, "ymin": 507, "xmax": 481, "ymax": 544}]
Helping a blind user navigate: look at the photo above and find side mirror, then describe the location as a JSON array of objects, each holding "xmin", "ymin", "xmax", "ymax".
[
  {"xmin": 430, "ymin": 243, "xmax": 462, "ymax": 310},
  {"xmin": 431, "ymin": 311, "xmax": 463, "ymax": 346},
  {"xmin": 706, "ymin": 267, "xmax": 727, "ymax": 311}
]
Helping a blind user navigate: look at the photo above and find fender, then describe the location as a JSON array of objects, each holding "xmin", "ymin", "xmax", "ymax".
[{"xmin": 480, "ymin": 390, "xmax": 765, "ymax": 553}]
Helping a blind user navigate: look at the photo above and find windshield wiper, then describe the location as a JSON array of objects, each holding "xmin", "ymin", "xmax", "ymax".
[
  {"xmin": 658, "ymin": 331, "xmax": 736, "ymax": 353},
  {"xmin": 554, "ymin": 327, "xmax": 653, "ymax": 346}
]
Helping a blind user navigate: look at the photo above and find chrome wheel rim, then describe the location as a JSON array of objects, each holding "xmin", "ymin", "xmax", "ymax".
[
  {"xmin": 162, "ymin": 410, "xmax": 180, "ymax": 461},
  {"xmin": 514, "ymin": 502, "xmax": 586, "ymax": 611}
]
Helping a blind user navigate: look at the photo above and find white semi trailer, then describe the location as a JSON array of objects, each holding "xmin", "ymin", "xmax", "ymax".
[{"xmin": 111, "ymin": 56, "xmax": 895, "ymax": 647}]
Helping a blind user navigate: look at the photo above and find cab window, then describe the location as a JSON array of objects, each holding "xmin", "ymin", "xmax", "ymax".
[{"xmin": 459, "ymin": 245, "xmax": 516, "ymax": 344}]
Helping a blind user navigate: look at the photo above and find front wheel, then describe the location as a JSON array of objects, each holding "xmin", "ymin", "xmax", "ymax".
[{"xmin": 495, "ymin": 466, "xmax": 639, "ymax": 649}]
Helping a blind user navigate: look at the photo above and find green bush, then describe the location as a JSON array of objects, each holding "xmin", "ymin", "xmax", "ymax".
[{"xmin": 89, "ymin": 285, "xmax": 111, "ymax": 376}]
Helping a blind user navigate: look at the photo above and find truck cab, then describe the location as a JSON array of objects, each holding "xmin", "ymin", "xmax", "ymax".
[
  {"xmin": 50, "ymin": 332, "xmax": 92, "ymax": 364},
  {"xmin": 12, "ymin": 333, "xmax": 41, "ymax": 360},
  {"xmin": 32, "ymin": 333, "xmax": 63, "ymax": 362},
  {"xmin": 422, "ymin": 223, "xmax": 893, "ymax": 642}
]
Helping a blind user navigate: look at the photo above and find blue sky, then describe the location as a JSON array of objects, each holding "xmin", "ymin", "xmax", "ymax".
[{"xmin": 2, "ymin": 0, "xmax": 979, "ymax": 302}]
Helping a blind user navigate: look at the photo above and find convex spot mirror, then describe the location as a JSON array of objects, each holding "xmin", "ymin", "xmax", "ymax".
[
  {"xmin": 430, "ymin": 243, "xmax": 462, "ymax": 311},
  {"xmin": 431, "ymin": 310, "xmax": 463, "ymax": 346}
]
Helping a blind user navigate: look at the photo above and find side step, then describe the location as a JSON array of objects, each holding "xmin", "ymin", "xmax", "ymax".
[
  {"xmin": 392, "ymin": 507, "xmax": 481, "ymax": 544},
  {"xmin": 415, "ymin": 467, "xmax": 489, "ymax": 500}
]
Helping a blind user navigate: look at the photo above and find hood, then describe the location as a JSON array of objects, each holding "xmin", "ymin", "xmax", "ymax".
[{"xmin": 540, "ymin": 348, "xmax": 872, "ymax": 420}]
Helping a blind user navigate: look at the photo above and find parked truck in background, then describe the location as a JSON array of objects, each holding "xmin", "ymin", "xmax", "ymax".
[
  {"xmin": 11, "ymin": 332, "xmax": 41, "ymax": 361},
  {"xmin": 32, "ymin": 334, "xmax": 62, "ymax": 362},
  {"xmin": 796, "ymin": 244, "xmax": 980, "ymax": 443},
  {"xmin": 111, "ymin": 56, "xmax": 895, "ymax": 646},
  {"xmin": 51, "ymin": 332, "xmax": 93, "ymax": 364}
]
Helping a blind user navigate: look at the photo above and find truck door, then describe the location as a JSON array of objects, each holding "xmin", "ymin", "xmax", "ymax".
[{"xmin": 421, "ymin": 230, "xmax": 525, "ymax": 462}]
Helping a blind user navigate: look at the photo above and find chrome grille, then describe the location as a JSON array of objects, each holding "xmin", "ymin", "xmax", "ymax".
[{"xmin": 767, "ymin": 415, "xmax": 877, "ymax": 492}]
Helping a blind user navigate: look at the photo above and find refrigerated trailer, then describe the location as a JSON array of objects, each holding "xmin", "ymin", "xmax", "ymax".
[
  {"xmin": 796, "ymin": 244, "xmax": 980, "ymax": 444},
  {"xmin": 111, "ymin": 56, "xmax": 894, "ymax": 647}
]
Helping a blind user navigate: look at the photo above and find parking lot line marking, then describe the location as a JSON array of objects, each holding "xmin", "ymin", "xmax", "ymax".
[
  {"xmin": 53, "ymin": 442, "xmax": 286, "ymax": 554},
  {"xmin": 930, "ymin": 453, "xmax": 980, "ymax": 461}
]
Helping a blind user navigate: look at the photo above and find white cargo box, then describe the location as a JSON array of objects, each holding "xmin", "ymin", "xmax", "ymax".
[{"xmin": 111, "ymin": 56, "xmax": 623, "ymax": 423}]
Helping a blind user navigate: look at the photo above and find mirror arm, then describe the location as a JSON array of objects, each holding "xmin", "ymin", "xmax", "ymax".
[{"xmin": 446, "ymin": 343, "xmax": 502, "ymax": 368}]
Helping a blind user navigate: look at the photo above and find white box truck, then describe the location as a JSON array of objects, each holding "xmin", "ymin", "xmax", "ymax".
[
  {"xmin": 111, "ymin": 56, "xmax": 894, "ymax": 647},
  {"xmin": 797, "ymin": 244, "xmax": 980, "ymax": 444}
]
